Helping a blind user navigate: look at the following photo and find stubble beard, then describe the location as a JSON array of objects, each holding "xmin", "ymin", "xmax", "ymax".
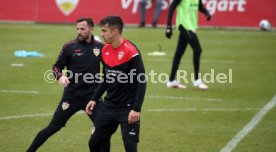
[{"xmin": 77, "ymin": 34, "xmax": 89, "ymax": 42}]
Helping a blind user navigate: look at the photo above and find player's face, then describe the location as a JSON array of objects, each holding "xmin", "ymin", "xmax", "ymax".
[
  {"xmin": 76, "ymin": 21, "xmax": 92, "ymax": 42},
  {"xmin": 100, "ymin": 24, "xmax": 115, "ymax": 44}
]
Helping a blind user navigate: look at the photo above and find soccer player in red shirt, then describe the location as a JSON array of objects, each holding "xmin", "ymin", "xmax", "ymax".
[{"xmin": 86, "ymin": 16, "xmax": 147, "ymax": 152}]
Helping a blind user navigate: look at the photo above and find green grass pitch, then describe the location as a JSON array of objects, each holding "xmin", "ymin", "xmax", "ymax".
[{"xmin": 0, "ymin": 23, "xmax": 276, "ymax": 152}]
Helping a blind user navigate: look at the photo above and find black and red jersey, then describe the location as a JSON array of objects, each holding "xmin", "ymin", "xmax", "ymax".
[
  {"xmin": 53, "ymin": 36, "xmax": 104, "ymax": 100},
  {"xmin": 91, "ymin": 39, "xmax": 146, "ymax": 112}
]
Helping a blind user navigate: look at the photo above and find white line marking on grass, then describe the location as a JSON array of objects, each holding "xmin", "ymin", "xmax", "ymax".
[
  {"xmin": 0, "ymin": 113, "xmax": 52, "ymax": 120},
  {"xmin": 146, "ymin": 95, "xmax": 223, "ymax": 102},
  {"xmin": 0, "ymin": 111, "xmax": 85, "ymax": 120},
  {"xmin": 0, "ymin": 90, "xmax": 39, "ymax": 94},
  {"xmin": 146, "ymin": 59, "xmax": 236, "ymax": 64},
  {"xmin": 220, "ymin": 95, "xmax": 276, "ymax": 152},
  {"xmin": 147, "ymin": 59, "xmax": 272, "ymax": 65},
  {"xmin": 0, "ymin": 108, "xmax": 256, "ymax": 121},
  {"xmin": 146, "ymin": 108, "xmax": 257, "ymax": 112},
  {"xmin": 11, "ymin": 63, "xmax": 24, "ymax": 67}
]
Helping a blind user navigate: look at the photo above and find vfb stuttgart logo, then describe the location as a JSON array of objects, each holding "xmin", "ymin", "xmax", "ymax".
[{"xmin": 55, "ymin": 0, "xmax": 79, "ymax": 16}]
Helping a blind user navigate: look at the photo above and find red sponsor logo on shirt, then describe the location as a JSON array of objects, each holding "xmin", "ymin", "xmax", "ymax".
[{"xmin": 74, "ymin": 49, "xmax": 81, "ymax": 52}]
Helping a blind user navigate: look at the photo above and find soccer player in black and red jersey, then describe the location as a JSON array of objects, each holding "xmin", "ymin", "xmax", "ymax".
[
  {"xmin": 86, "ymin": 16, "xmax": 147, "ymax": 152},
  {"xmin": 27, "ymin": 17, "xmax": 115, "ymax": 152}
]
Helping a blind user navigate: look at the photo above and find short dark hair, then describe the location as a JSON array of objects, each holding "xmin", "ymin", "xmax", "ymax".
[
  {"xmin": 99, "ymin": 16, "xmax": 124, "ymax": 34},
  {"xmin": 76, "ymin": 17, "xmax": 94, "ymax": 27}
]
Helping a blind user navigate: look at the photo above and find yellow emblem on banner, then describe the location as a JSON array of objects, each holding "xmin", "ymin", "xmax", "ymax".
[{"xmin": 55, "ymin": 0, "xmax": 79, "ymax": 16}]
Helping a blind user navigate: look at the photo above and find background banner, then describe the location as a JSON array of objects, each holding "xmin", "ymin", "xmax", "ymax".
[{"xmin": 0, "ymin": 0, "xmax": 275, "ymax": 28}]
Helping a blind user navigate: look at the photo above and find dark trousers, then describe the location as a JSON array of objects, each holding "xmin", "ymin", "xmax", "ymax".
[
  {"xmin": 27, "ymin": 99, "xmax": 104, "ymax": 152},
  {"xmin": 169, "ymin": 25, "xmax": 203, "ymax": 81},
  {"xmin": 89, "ymin": 105, "xmax": 139, "ymax": 152}
]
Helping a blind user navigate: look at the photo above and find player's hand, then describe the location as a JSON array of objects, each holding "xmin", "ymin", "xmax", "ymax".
[
  {"xmin": 128, "ymin": 110, "xmax": 140, "ymax": 124},
  {"xmin": 165, "ymin": 25, "xmax": 173, "ymax": 39},
  {"xmin": 58, "ymin": 76, "xmax": 70, "ymax": 87},
  {"xmin": 85, "ymin": 101, "xmax": 96, "ymax": 115},
  {"xmin": 206, "ymin": 13, "xmax": 211, "ymax": 21}
]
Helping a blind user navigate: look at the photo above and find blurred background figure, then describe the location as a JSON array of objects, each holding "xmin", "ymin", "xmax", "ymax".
[
  {"xmin": 139, "ymin": 0, "xmax": 163, "ymax": 28},
  {"xmin": 165, "ymin": 0, "xmax": 211, "ymax": 90}
]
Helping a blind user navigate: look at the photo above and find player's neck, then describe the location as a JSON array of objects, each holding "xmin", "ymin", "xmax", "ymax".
[{"xmin": 85, "ymin": 35, "xmax": 92, "ymax": 43}]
